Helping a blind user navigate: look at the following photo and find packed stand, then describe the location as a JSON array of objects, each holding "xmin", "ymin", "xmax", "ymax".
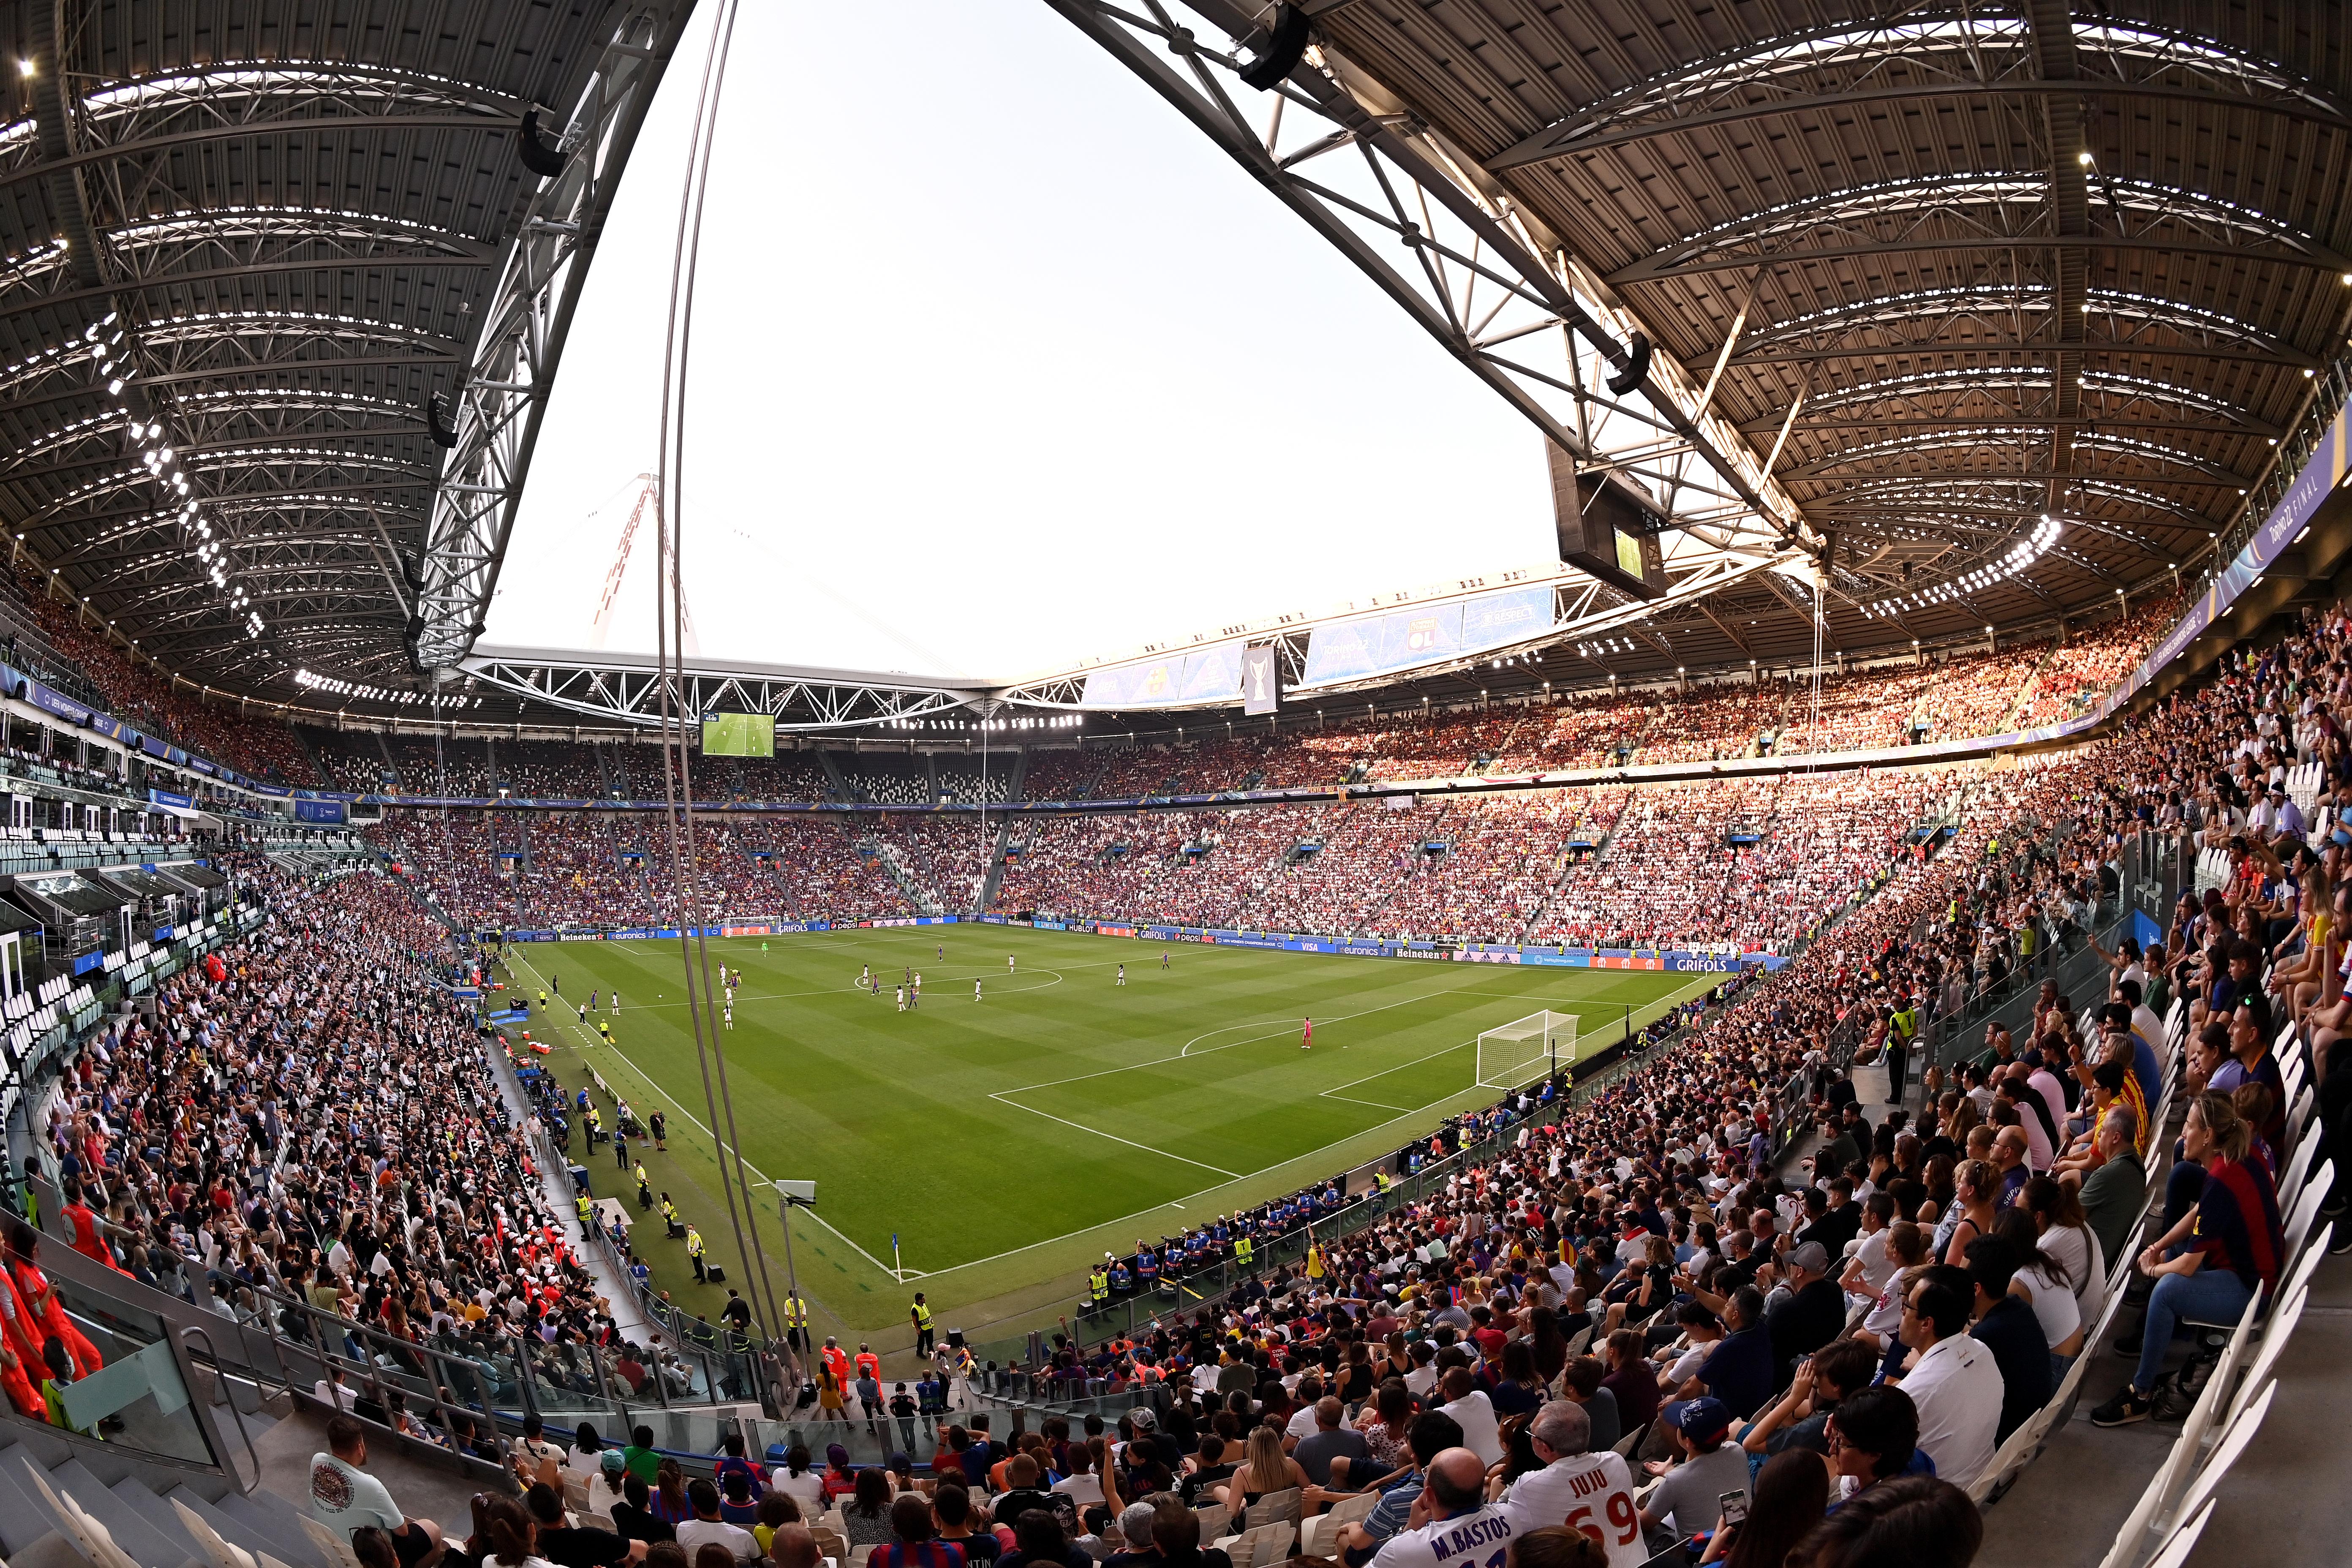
[
  {"xmin": 495, "ymin": 741, "xmax": 611, "ymax": 800},
  {"xmin": 2017, "ymin": 596, "xmax": 2183, "ymax": 730},
  {"xmin": 1910, "ymin": 643, "xmax": 2046, "ymax": 742},
  {"xmin": 27, "ymin": 863, "xmax": 693, "ymax": 1431}
]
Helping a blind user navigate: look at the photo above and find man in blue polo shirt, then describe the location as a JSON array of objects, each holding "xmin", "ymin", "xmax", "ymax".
[{"xmin": 1680, "ymin": 1286, "xmax": 1772, "ymax": 1419}]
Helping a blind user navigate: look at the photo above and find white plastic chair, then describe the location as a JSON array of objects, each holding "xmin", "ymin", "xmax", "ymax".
[
  {"xmin": 2286, "ymin": 1083, "xmax": 2315, "ymax": 1159},
  {"xmin": 2227, "ymin": 1284, "xmax": 2306, "ymax": 1428},
  {"xmin": 2276, "ymin": 1122, "xmax": 2318, "ymax": 1215},
  {"xmin": 2278, "ymin": 1160, "xmax": 2333, "ymax": 1271},
  {"xmin": 2145, "ymin": 1498, "xmax": 2218, "ymax": 1568},
  {"xmin": 2170, "ymin": 1377, "xmax": 2277, "ymax": 1528}
]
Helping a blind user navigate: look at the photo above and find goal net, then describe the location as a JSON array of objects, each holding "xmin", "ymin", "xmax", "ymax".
[{"xmin": 1476, "ymin": 1010, "xmax": 1576, "ymax": 1091}]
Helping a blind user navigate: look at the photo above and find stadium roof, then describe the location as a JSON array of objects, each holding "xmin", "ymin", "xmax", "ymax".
[
  {"xmin": 12, "ymin": 0, "xmax": 2341, "ymax": 732},
  {"xmin": 1053, "ymin": 0, "xmax": 2352, "ymax": 668},
  {"xmin": 0, "ymin": 0, "xmax": 692, "ymax": 691}
]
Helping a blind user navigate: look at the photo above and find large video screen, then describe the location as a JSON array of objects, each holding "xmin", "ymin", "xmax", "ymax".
[
  {"xmin": 701, "ymin": 713, "xmax": 776, "ymax": 757},
  {"xmin": 1301, "ymin": 584, "xmax": 1552, "ymax": 686}
]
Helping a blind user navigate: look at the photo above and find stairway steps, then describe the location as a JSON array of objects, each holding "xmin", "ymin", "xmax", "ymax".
[
  {"xmin": 111, "ymin": 1475, "xmax": 210, "ymax": 1562},
  {"xmin": 44, "ymin": 1458, "xmax": 184, "ymax": 1567},
  {"xmin": 217, "ymin": 1487, "xmax": 326, "ymax": 1566},
  {"xmin": 0, "ymin": 1443, "xmax": 58, "ymax": 1554},
  {"xmin": 167, "ymin": 1484, "xmax": 310, "ymax": 1567}
]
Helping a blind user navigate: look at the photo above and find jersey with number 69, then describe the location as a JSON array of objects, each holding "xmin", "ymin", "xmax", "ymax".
[
  {"xmin": 1502, "ymin": 1452, "xmax": 1646, "ymax": 1568},
  {"xmin": 1366, "ymin": 1503, "xmax": 1516, "ymax": 1568}
]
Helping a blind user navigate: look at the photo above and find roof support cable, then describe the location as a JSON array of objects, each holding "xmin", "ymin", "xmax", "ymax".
[{"xmin": 644, "ymin": 0, "xmax": 796, "ymax": 1389}]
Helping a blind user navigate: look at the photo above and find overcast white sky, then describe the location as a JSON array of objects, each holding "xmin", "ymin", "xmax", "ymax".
[{"xmin": 487, "ymin": 0, "xmax": 1559, "ymax": 681}]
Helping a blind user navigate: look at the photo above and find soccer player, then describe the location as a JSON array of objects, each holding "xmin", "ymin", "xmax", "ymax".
[
  {"xmin": 723, "ymin": 997, "xmax": 734, "ymax": 1029},
  {"xmin": 1007, "ymin": 953, "xmax": 1016, "ymax": 974},
  {"xmin": 1161, "ymin": 949, "xmax": 1169, "ymax": 969},
  {"xmin": 895, "ymin": 985, "xmax": 905, "ymax": 1012},
  {"xmin": 936, "ymin": 943, "xmax": 944, "ymax": 960},
  {"xmin": 1302, "ymin": 1015, "xmax": 1313, "ymax": 1051},
  {"xmin": 590, "ymin": 989, "xmax": 599, "ymax": 1011},
  {"xmin": 1117, "ymin": 964, "xmax": 1125, "ymax": 986},
  {"xmin": 612, "ymin": 991, "xmax": 620, "ymax": 1013},
  {"xmin": 975, "ymin": 979, "xmax": 983, "ymax": 1002},
  {"xmin": 912, "ymin": 972, "xmax": 921, "ymax": 1009}
]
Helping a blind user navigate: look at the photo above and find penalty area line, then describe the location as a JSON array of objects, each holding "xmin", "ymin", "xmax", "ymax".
[{"xmin": 987, "ymin": 1089, "xmax": 1241, "ymax": 1180}]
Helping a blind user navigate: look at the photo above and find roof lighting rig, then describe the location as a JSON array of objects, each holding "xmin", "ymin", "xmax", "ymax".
[
  {"xmin": 1859, "ymin": 516, "xmax": 2063, "ymax": 618},
  {"xmin": 93, "ymin": 315, "xmax": 266, "ymax": 643},
  {"xmin": 292, "ymin": 667, "xmax": 472, "ymax": 707}
]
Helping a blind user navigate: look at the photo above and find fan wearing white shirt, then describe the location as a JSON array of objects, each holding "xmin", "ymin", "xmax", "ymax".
[
  {"xmin": 1366, "ymin": 1450, "xmax": 1518, "ymax": 1568},
  {"xmin": 1437, "ymin": 1368, "xmax": 1504, "ymax": 1467},
  {"xmin": 1500, "ymin": 1401, "xmax": 1645, "ymax": 1568},
  {"xmin": 1889, "ymin": 1267, "xmax": 2003, "ymax": 1493}
]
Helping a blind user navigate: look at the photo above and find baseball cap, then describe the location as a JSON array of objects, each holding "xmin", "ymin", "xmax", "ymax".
[
  {"xmin": 1129, "ymin": 1407, "xmax": 1158, "ymax": 1430},
  {"xmin": 1786, "ymin": 1242, "xmax": 1830, "ymax": 1276},
  {"xmin": 1662, "ymin": 1397, "xmax": 1733, "ymax": 1442}
]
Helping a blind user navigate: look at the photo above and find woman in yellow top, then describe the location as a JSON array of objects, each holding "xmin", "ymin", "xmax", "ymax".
[{"xmin": 815, "ymin": 1360, "xmax": 848, "ymax": 1422}]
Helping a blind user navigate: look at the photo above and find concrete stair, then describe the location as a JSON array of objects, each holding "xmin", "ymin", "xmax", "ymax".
[{"xmin": 0, "ymin": 1431, "xmax": 329, "ymax": 1568}]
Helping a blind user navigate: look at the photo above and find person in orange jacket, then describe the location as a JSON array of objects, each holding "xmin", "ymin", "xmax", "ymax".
[
  {"xmin": 5, "ymin": 1221, "xmax": 102, "ymax": 1380},
  {"xmin": 59, "ymin": 1180, "xmax": 125, "ymax": 1275},
  {"xmin": 0, "ymin": 1264, "xmax": 45, "ymax": 1418}
]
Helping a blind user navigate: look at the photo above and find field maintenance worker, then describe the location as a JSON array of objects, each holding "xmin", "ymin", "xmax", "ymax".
[
  {"xmin": 910, "ymin": 1292, "xmax": 935, "ymax": 1357},
  {"xmin": 686, "ymin": 1224, "xmax": 707, "ymax": 1283}
]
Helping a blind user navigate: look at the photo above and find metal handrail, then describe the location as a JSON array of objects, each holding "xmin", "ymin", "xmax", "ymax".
[{"xmin": 178, "ymin": 1323, "xmax": 260, "ymax": 1493}]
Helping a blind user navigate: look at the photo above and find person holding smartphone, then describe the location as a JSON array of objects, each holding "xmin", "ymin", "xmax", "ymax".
[{"xmin": 1696, "ymin": 1451, "xmax": 1829, "ymax": 1567}]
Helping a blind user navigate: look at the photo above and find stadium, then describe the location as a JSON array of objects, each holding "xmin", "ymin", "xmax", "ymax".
[{"xmin": 0, "ymin": 3, "xmax": 2338, "ymax": 1568}]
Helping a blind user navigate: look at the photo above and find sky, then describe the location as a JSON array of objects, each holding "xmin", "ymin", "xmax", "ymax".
[{"xmin": 487, "ymin": 0, "xmax": 1560, "ymax": 682}]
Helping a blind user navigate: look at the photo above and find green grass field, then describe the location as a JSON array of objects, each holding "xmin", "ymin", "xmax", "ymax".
[{"xmin": 495, "ymin": 926, "xmax": 1704, "ymax": 1344}]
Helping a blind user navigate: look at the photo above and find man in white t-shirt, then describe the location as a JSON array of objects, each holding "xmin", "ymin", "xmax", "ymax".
[
  {"xmin": 1501, "ymin": 1402, "xmax": 1644, "ymax": 1568},
  {"xmin": 1437, "ymin": 1368, "xmax": 1504, "ymax": 1466},
  {"xmin": 1283, "ymin": 1376, "xmax": 1327, "ymax": 1447},
  {"xmin": 1366, "ymin": 1449, "xmax": 1517, "ymax": 1568},
  {"xmin": 677, "ymin": 1477, "xmax": 761, "ymax": 1562},
  {"xmin": 1891, "ymin": 1267, "xmax": 2002, "ymax": 1492},
  {"xmin": 1402, "ymin": 1341, "xmax": 1440, "ymax": 1400},
  {"xmin": 309, "ymin": 1416, "xmax": 444, "ymax": 1568}
]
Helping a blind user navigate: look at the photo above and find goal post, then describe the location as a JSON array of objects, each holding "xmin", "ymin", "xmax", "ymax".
[{"xmin": 1476, "ymin": 1010, "xmax": 1576, "ymax": 1091}]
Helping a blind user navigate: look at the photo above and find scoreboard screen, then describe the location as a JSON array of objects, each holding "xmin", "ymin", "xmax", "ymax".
[{"xmin": 701, "ymin": 713, "xmax": 775, "ymax": 757}]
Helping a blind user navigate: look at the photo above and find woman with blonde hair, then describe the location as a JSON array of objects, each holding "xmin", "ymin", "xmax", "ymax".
[{"xmin": 1212, "ymin": 1421, "xmax": 1307, "ymax": 1527}]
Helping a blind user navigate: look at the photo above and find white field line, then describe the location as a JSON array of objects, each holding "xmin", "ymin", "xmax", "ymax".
[
  {"xmin": 517, "ymin": 943, "xmax": 1720, "ymax": 1283},
  {"xmin": 983, "ymin": 1093, "xmax": 1243, "ymax": 1180},
  {"xmin": 505, "ymin": 950, "xmax": 924, "ymax": 1281}
]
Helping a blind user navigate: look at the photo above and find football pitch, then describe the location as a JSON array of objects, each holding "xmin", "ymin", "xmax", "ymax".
[{"xmin": 496, "ymin": 925, "xmax": 1704, "ymax": 1339}]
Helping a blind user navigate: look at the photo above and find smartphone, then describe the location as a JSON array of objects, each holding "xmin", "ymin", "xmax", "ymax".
[{"xmin": 1718, "ymin": 1491, "xmax": 1750, "ymax": 1530}]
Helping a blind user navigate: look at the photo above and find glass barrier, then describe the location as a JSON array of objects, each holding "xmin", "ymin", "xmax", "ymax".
[{"xmin": 30, "ymin": 1238, "xmax": 233, "ymax": 1473}]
